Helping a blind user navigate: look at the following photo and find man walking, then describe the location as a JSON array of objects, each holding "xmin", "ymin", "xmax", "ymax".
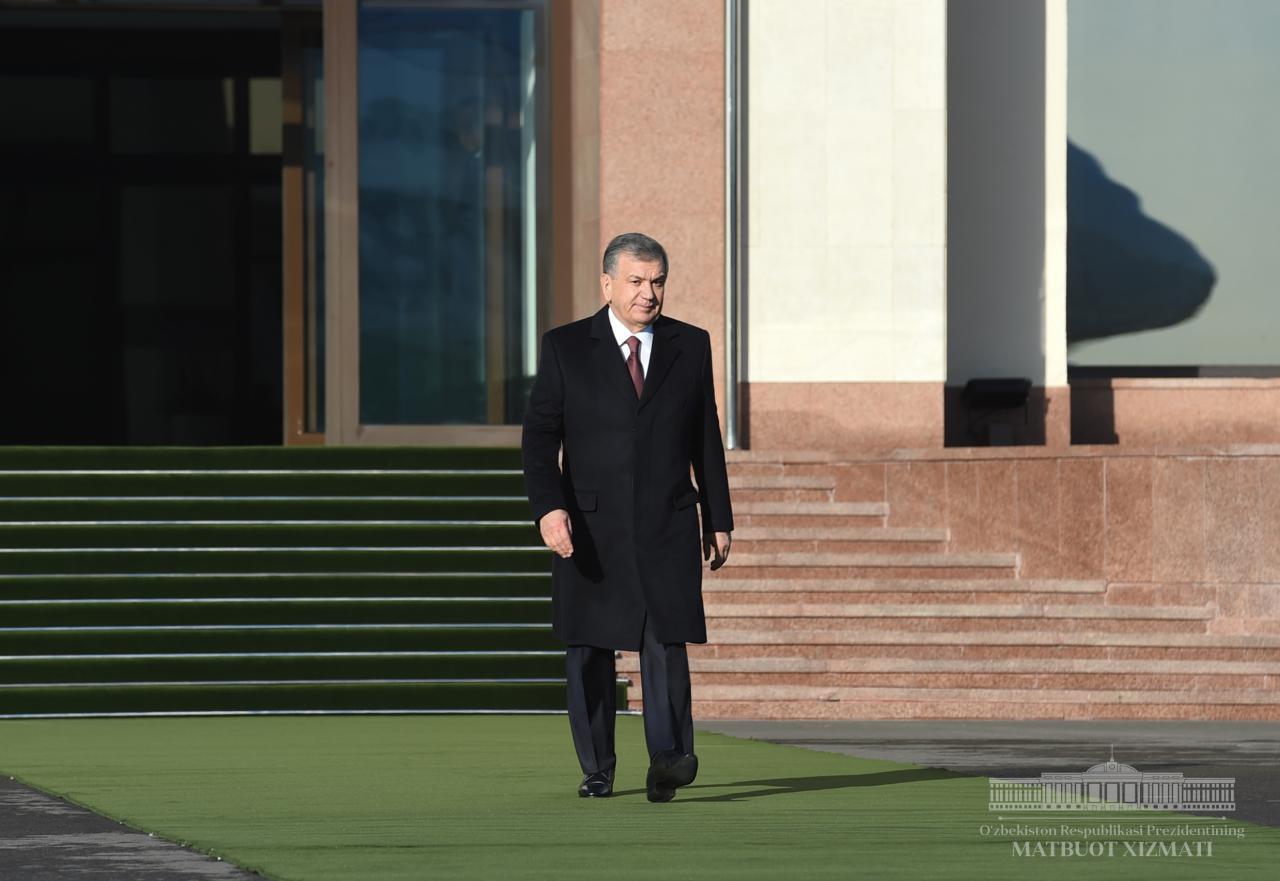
[{"xmin": 522, "ymin": 232, "xmax": 734, "ymax": 803}]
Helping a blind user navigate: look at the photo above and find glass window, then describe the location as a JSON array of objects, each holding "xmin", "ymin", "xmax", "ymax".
[
  {"xmin": 1068, "ymin": 0, "xmax": 1280, "ymax": 370},
  {"xmin": 110, "ymin": 77, "xmax": 235, "ymax": 154},
  {"xmin": 249, "ymin": 76, "xmax": 283, "ymax": 155},
  {"xmin": 357, "ymin": 3, "xmax": 544, "ymax": 425},
  {"xmin": 0, "ymin": 76, "xmax": 95, "ymax": 146},
  {"xmin": 118, "ymin": 186, "xmax": 234, "ymax": 306}
]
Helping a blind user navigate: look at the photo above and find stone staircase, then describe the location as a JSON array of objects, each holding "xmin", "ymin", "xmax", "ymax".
[
  {"xmin": 15, "ymin": 445, "xmax": 1272, "ymax": 720},
  {"xmin": 620, "ymin": 451, "xmax": 1280, "ymax": 720}
]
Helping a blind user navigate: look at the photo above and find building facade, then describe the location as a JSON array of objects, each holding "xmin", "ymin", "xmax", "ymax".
[
  {"xmin": 4, "ymin": 1, "xmax": 1280, "ymax": 720},
  {"xmin": 4, "ymin": 0, "xmax": 1279, "ymax": 450}
]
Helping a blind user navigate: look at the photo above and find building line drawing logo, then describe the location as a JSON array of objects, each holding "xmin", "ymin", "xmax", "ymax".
[{"xmin": 988, "ymin": 746, "xmax": 1236, "ymax": 812}]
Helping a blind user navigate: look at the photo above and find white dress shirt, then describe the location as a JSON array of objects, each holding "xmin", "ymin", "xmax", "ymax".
[{"xmin": 606, "ymin": 305, "xmax": 653, "ymax": 377}]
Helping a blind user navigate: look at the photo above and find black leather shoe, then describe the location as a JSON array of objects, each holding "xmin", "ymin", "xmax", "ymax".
[
  {"xmin": 646, "ymin": 751, "xmax": 698, "ymax": 803},
  {"xmin": 578, "ymin": 770, "xmax": 613, "ymax": 798},
  {"xmin": 666, "ymin": 752, "xmax": 698, "ymax": 788},
  {"xmin": 645, "ymin": 762, "xmax": 675, "ymax": 803}
]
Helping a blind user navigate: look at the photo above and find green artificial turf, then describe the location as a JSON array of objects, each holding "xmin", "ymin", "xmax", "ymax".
[
  {"xmin": 0, "ymin": 445, "xmax": 557, "ymax": 715},
  {"xmin": 0, "ymin": 445, "xmax": 524, "ymax": 470},
  {"xmin": 0, "ymin": 715, "xmax": 1273, "ymax": 881}
]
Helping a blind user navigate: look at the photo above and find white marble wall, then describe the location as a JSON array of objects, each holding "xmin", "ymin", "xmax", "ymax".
[{"xmin": 746, "ymin": 0, "xmax": 947, "ymax": 383}]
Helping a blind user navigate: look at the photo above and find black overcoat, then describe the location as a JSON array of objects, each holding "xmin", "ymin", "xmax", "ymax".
[{"xmin": 521, "ymin": 305, "xmax": 734, "ymax": 651}]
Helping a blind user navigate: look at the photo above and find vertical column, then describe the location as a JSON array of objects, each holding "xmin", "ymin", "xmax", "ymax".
[
  {"xmin": 322, "ymin": 0, "xmax": 358, "ymax": 445},
  {"xmin": 947, "ymin": 0, "xmax": 1069, "ymax": 446},
  {"xmin": 598, "ymin": 0, "xmax": 726, "ymax": 420},
  {"xmin": 549, "ymin": 0, "xmax": 601, "ymax": 328},
  {"xmin": 1044, "ymin": 0, "xmax": 1069, "ymax": 444},
  {"xmin": 282, "ymin": 15, "xmax": 324, "ymax": 445},
  {"xmin": 742, "ymin": 0, "xmax": 948, "ymax": 450}
]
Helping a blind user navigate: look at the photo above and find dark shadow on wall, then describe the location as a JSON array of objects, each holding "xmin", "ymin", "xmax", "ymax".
[
  {"xmin": 1069, "ymin": 378, "xmax": 1118, "ymax": 445},
  {"xmin": 944, "ymin": 386, "xmax": 1047, "ymax": 446},
  {"xmin": 945, "ymin": 0, "xmax": 1045, "ymax": 447},
  {"xmin": 1066, "ymin": 142, "xmax": 1217, "ymax": 444},
  {"xmin": 1067, "ymin": 141, "xmax": 1215, "ymax": 344}
]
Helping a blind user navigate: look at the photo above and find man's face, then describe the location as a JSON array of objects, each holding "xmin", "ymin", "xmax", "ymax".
[{"xmin": 601, "ymin": 253, "xmax": 665, "ymax": 332}]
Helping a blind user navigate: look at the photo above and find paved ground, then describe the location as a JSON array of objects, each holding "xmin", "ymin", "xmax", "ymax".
[
  {"xmin": 698, "ymin": 719, "xmax": 1280, "ymax": 827},
  {"xmin": 0, "ymin": 775, "xmax": 262, "ymax": 881}
]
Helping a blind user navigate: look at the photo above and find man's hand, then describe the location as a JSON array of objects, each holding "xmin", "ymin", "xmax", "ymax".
[
  {"xmin": 539, "ymin": 509, "xmax": 574, "ymax": 558},
  {"xmin": 703, "ymin": 531, "xmax": 731, "ymax": 571}
]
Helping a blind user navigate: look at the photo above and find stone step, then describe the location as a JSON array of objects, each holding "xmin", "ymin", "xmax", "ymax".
[
  {"xmin": 726, "ymin": 451, "xmax": 842, "ymax": 463},
  {"xmin": 729, "ymin": 489, "xmax": 834, "ymax": 505},
  {"xmin": 631, "ymin": 670, "xmax": 1273, "ymax": 693},
  {"xmin": 689, "ymin": 643, "xmax": 1280, "ymax": 662},
  {"xmin": 731, "ymin": 526, "xmax": 948, "ymax": 555},
  {"xmin": 703, "ymin": 602, "xmax": 1213, "ymax": 620},
  {"xmin": 702, "ymin": 581, "xmax": 1230, "ymax": 610},
  {"xmin": 706, "ymin": 591, "xmax": 1114, "ymax": 607},
  {"xmin": 730, "ymin": 552, "xmax": 1015, "ymax": 568},
  {"xmin": 733, "ymin": 515, "xmax": 888, "ymax": 529},
  {"xmin": 733, "ymin": 505, "xmax": 887, "ymax": 529},
  {"xmin": 684, "ymin": 700, "xmax": 1280, "ymax": 721},
  {"xmin": 722, "ymin": 552, "xmax": 1017, "ymax": 580},
  {"xmin": 1105, "ymin": 584, "xmax": 1221, "ymax": 607},
  {"xmin": 702, "ymin": 578, "xmax": 1105, "ymax": 594},
  {"xmin": 700, "ymin": 628, "xmax": 1280, "ymax": 648},
  {"xmin": 616, "ymin": 655, "xmax": 1280, "ymax": 675},
  {"xmin": 706, "ymin": 618, "xmax": 1204, "ymax": 635},
  {"xmin": 728, "ymin": 475, "xmax": 836, "ymax": 490},
  {"xmin": 725, "ymin": 567, "xmax": 1016, "ymax": 581},
  {"xmin": 734, "ymin": 502, "xmax": 887, "ymax": 516},
  {"xmin": 640, "ymin": 684, "xmax": 1280, "ymax": 705},
  {"xmin": 730, "ymin": 526, "xmax": 946, "ymax": 542},
  {"xmin": 733, "ymin": 539, "xmax": 951, "ymax": 555}
]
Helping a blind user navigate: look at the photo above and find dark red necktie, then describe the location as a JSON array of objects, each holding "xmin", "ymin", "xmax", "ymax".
[{"xmin": 625, "ymin": 336, "xmax": 644, "ymax": 398}]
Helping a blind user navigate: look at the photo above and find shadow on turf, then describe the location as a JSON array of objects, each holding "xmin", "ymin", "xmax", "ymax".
[{"xmin": 614, "ymin": 767, "xmax": 966, "ymax": 802}]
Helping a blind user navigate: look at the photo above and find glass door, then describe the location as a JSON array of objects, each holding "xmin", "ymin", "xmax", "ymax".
[{"xmin": 323, "ymin": 0, "xmax": 547, "ymax": 444}]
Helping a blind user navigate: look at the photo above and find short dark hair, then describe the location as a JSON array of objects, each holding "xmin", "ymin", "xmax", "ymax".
[{"xmin": 602, "ymin": 232, "xmax": 668, "ymax": 277}]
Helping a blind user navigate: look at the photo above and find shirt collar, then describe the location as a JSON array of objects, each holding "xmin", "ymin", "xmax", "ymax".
[{"xmin": 605, "ymin": 305, "xmax": 655, "ymax": 346}]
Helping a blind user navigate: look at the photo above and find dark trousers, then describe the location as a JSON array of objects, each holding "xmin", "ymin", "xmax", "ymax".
[{"xmin": 565, "ymin": 615, "xmax": 694, "ymax": 776}]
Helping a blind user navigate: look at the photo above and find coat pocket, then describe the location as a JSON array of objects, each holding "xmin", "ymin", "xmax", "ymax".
[
  {"xmin": 672, "ymin": 489, "xmax": 699, "ymax": 510},
  {"xmin": 574, "ymin": 489, "xmax": 598, "ymax": 512}
]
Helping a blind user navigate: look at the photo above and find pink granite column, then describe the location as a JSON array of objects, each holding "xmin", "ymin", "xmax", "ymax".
[{"xmin": 598, "ymin": 1, "xmax": 727, "ymax": 422}]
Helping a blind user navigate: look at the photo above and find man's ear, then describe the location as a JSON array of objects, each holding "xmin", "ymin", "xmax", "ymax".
[{"xmin": 599, "ymin": 273, "xmax": 612, "ymax": 303}]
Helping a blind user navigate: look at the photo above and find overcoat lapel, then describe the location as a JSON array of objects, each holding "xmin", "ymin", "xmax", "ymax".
[
  {"xmin": 587, "ymin": 306, "xmax": 683, "ymax": 411},
  {"xmin": 637, "ymin": 318, "xmax": 681, "ymax": 411},
  {"xmin": 588, "ymin": 306, "xmax": 641, "ymax": 407}
]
